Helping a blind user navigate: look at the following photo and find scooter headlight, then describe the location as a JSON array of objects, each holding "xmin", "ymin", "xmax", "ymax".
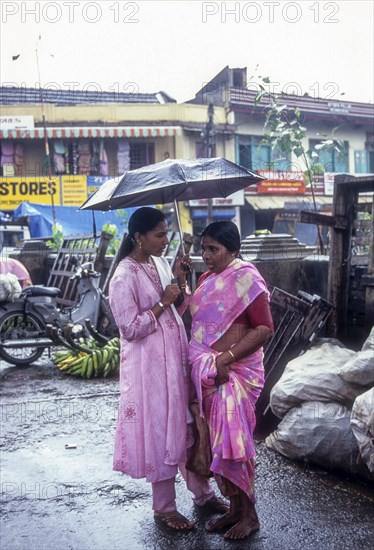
[{"xmin": 71, "ymin": 323, "xmax": 84, "ymax": 335}]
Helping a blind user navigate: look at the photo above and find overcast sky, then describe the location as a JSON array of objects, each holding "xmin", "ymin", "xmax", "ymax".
[{"xmin": 1, "ymin": 1, "xmax": 373, "ymax": 104}]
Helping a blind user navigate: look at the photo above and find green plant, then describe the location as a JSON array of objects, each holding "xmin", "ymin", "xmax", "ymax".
[
  {"xmin": 46, "ymin": 223, "xmax": 64, "ymax": 251},
  {"xmin": 304, "ymin": 163, "xmax": 325, "ymax": 186},
  {"xmin": 251, "ymin": 72, "xmax": 346, "ymax": 253},
  {"xmin": 102, "ymin": 222, "xmax": 119, "ymax": 255}
]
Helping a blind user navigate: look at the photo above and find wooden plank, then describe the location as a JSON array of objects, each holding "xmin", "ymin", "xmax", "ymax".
[
  {"xmin": 334, "ymin": 174, "xmax": 374, "ymax": 193},
  {"xmin": 299, "ymin": 211, "xmax": 347, "ymax": 229},
  {"xmin": 327, "ymin": 183, "xmax": 356, "ymax": 337},
  {"xmin": 365, "ymin": 200, "xmax": 374, "ymax": 328}
]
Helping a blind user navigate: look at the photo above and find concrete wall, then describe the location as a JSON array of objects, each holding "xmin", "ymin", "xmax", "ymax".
[{"xmin": 192, "ymin": 255, "xmax": 329, "ymax": 299}]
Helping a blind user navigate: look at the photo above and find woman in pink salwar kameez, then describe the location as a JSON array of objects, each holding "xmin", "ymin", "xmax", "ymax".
[
  {"xmin": 109, "ymin": 207, "xmax": 228, "ymax": 531},
  {"xmin": 189, "ymin": 221, "xmax": 274, "ymax": 541}
]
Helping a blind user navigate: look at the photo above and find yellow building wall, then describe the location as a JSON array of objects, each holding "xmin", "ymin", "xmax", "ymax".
[{"xmin": 0, "ymin": 103, "xmax": 229, "ymax": 126}]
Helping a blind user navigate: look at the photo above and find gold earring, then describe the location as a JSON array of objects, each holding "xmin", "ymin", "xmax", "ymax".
[{"xmin": 138, "ymin": 241, "xmax": 142, "ymax": 250}]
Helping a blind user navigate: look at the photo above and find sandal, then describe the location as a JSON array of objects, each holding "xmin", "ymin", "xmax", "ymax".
[{"xmin": 154, "ymin": 510, "xmax": 195, "ymax": 531}]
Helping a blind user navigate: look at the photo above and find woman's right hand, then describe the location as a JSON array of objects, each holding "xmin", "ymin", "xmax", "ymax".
[{"xmin": 161, "ymin": 283, "xmax": 181, "ymax": 307}]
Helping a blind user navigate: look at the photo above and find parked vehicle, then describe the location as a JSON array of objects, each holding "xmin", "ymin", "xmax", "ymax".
[
  {"xmin": 0, "ymin": 257, "xmax": 118, "ymax": 366},
  {"xmin": 0, "ymin": 220, "xmax": 31, "ymax": 259}
]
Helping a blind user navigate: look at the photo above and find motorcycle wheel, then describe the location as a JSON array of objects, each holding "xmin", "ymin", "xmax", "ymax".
[{"xmin": 0, "ymin": 311, "xmax": 46, "ymax": 366}]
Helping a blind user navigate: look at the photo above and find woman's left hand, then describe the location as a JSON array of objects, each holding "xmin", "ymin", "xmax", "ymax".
[
  {"xmin": 175, "ymin": 252, "xmax": 192, "ymax": 278},
  {"xmin": 215, "ymin": 354, "xmax": 230, "ymax": 386}
]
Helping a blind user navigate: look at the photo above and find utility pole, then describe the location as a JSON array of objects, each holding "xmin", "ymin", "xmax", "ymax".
[
  {"xmin": 35, "ymin": 40, "xmax": 56, "ymax": 225},
  {"xmin": 202, "ymin": 103, "xmax": 216, "ymax": 224}
]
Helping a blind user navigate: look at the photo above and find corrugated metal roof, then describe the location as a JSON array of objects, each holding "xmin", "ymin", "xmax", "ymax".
[
  {"xmin": 230, "ymin": 88, "xmax": 374, "ymax": 120},
  {"xmin": 0, "ymin": 87, "xmax": 176, "ymax": 105}
]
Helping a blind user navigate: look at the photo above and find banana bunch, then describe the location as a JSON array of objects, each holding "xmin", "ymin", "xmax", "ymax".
[{"xmin": 53, "ymin": 337, "xmax": 120, "ymax": 379}]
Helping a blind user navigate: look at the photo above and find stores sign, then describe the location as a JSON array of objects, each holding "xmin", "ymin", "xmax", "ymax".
[
  {"xmin": 0, "ymin": 116, "xmax": 34, "ymax": 131},
  {"xmin": 256, "ymin": 170, "xmax": 305, "ymax": 194}
]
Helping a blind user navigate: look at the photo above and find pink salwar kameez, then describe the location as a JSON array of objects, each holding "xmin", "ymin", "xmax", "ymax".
[
  {"xmin": 188, "ymin": 259, "xmax": 269, "ymax": 502},
  {"xmin": 109, "ymin": 255, "xmax": 214, "ymax": 511}
]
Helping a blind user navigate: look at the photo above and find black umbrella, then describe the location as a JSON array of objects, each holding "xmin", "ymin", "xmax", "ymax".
[{"xmin": 80, "ymin": 157, "xmax": 264, "ymax": 251}]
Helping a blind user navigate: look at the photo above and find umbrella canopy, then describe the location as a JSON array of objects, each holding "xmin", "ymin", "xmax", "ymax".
[{"xmin": 79, "ymin": 157, "xmax": 265, "ymax": 211}]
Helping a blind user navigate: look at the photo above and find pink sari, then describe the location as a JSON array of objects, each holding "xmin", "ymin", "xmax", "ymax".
[
  {"xmin": 109, "ymin": 256, "xmax": 190, "ymax": 483},
  {"xmin": 188, "ymin": 259, "xmax": 268, "ymax": 501}
]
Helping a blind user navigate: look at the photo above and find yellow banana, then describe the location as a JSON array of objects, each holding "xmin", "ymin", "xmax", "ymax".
[{"xmin": 59, "ymin": 362, "xmax": 72, "ymax": 372}]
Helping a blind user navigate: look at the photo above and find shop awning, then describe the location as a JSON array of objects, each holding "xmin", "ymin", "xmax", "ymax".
[
  {"xmin": 245, "ymin": 195, "xmax": 334, "ymax": 210},
  {"xmin": 246, "ymin": 194, "xmax": 371, "ymax": 209},
  {"xmin": 0, "ymin": 126, "xmax": 182, "ymax": 140}
]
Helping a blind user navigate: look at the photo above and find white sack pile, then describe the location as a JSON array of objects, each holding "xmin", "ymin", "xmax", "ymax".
[
  {"xmin": 265, "ymin": 328, "xmax": 374, "ymax": 479},
  {"xmin": 0, "ymin": 273, "xmax": 22, "ymax": 302}
]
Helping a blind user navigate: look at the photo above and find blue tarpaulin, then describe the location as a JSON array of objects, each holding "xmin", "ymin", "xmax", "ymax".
[{"xmin": 13, "ymin": 202, "xmax": 137, "ymax": 238}]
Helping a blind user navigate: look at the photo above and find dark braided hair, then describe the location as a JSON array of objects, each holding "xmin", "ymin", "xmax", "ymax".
[{"xmin": 117, "ymin": 207, "xmax": 166, "ymax": 261}]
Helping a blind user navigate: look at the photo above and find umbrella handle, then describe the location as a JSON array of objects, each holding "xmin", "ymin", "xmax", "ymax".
[{"xmin": 174, "ymin": 199, "xmax": 186, "ymax": 256}]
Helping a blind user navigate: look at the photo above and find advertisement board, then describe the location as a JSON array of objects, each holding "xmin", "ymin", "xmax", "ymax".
[
  {"xmin": 61, "ymin": 175, "xmax": 87, "ymax": 206},
  {"xmin": 189, "ymin": 190, "xmax": 245, "ymax": 207},
  {"xmin": 256, "ymin": 170, "xmax": 305, "ymax": 194},
  {"xmin": 87, "ymin": 176, "xmax": 113, "ymax": 195},
  {"xmin": 0, "ymin": 175, "xmax": 90, "ymax": 209},
  {"xmin": 0, "ymin": 177, "xmax": 61, "ymax": 209}
]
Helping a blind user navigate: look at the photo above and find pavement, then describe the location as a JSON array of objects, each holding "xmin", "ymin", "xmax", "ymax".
[{"xmin": 1, "ymin": 354, "xmax": 373, "ymax": 550}]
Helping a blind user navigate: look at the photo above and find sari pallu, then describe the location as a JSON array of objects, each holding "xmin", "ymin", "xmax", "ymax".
[{"xmin": 188, "ymin": 260, "xmax": 268, "ymax": 500}]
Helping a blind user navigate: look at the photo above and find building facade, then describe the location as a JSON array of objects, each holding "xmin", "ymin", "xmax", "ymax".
[
  {"xmin": 189, "ymin": 66, "xmax": 374, "ymax": 239},
  {"xmin": 1, "ymin": 70, "xmax": 373, "ymax": 242}
]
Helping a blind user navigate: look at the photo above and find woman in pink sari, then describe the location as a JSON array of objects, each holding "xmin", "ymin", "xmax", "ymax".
[
  {"xmin": 189, "ymin": 221, "xmax": 274, "ymax": 541},
  {"xmin": 109, "ymin": 207, "xmax": 227, "ymax": 531}
]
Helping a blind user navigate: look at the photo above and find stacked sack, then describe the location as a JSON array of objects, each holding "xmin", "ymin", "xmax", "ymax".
[
  {"xmin": 0, "ymin": 273, "xmax": 22, "ymax": 302},
  {"xmin": 265, "ymin": 327, "xmax": 374, "ymax": 480}
]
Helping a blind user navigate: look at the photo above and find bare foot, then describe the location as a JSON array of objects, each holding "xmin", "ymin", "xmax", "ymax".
[
  {"xmin": 154, "ymin": 511, "xmax": 195, "ymax": 531},
  {"xmin": 199, "ymin": 495, "xmax": 229, "ymax": 514},
  {"xmin": 223, "ymin": 517, "xmax": 260, "ymax": 540},
  {"xmin": 205, "ymin": 511, "xmax": 241, "ymax": 532}
]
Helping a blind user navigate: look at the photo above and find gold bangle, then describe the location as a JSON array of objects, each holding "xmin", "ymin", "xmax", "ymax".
[{"xmin": 227, "ymin": 349, "xmax": 236, "ymax": 361}]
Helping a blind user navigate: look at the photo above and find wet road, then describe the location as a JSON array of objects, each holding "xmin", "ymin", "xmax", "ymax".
[{"xmin": 1, "ymin": 354, "xmax": 373, "ymax": 550}]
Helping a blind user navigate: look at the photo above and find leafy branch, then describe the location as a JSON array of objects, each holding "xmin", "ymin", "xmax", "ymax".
[{"xmin": 251, "ymin": 72, "xmax": 346, "ymax": 253}]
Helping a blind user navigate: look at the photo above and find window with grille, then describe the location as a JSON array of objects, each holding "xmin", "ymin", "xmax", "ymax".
[{"xmin": 130, "ymin": 143, "xmax": 155, "ymax": 169}]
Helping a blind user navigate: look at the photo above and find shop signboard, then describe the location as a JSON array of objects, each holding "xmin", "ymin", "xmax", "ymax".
[
  {"xmin": 305, "ymin": 175, "xmax": 325, "ymax": 195},
  {"xmin": 0, "ymin": 115, "xmax": 34, "ymax": 131},
  {"xmin": 256, "ymin": 170, "xmax": 305, "ymax": 194},
  {"xmin": 61, "ymin": 175, "xmax": 87, "ymax": 206},
  {"xmin": 0, "ymin": 176, "xmax": 61, "ymax": 209},
  {"xmin": 189, "ymin": 189, "xmax": 245, "ymax": 207},
  {"xmin": 87, "ymin": 176, "xmax": 113, "ymax": 195},
  {"xmin": 324, "ymin": 173, "xmax": 335, "ymax": 195}
]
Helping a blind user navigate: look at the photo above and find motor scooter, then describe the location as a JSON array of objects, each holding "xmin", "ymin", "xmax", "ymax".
[{"xmin": 0, "ymin": 258, "xmax": 118, "ymax": 366}]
